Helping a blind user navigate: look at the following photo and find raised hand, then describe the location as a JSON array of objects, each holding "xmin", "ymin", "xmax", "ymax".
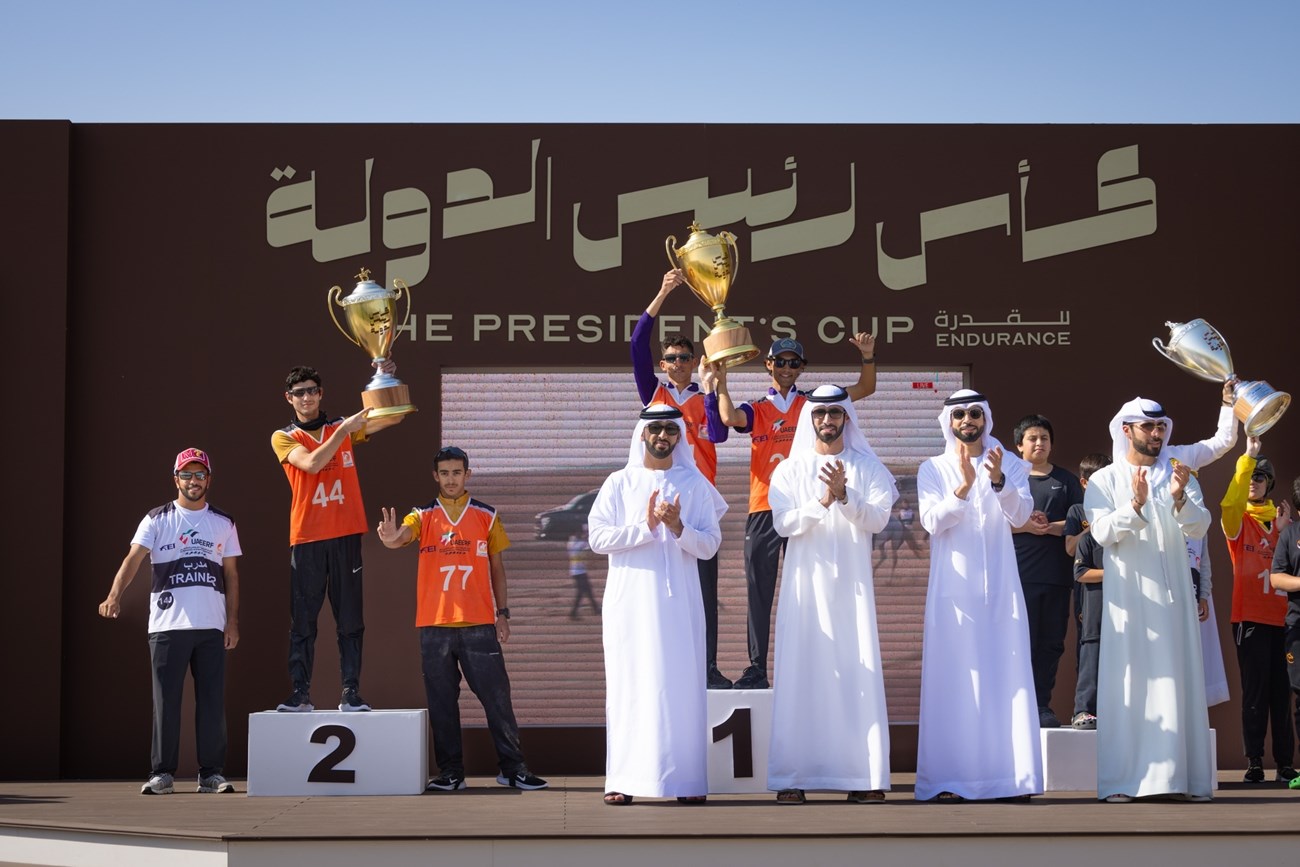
[
  {"xmin": 819, "ymin": 459, "xmax": 848, "ymax": 506},
  {"xmin": 1170, "ymin": 462, "xmax": 1191, "ymax": 504},
  {"xmin": 1131, "ymin": 466, "xmax": 1149, "ymax": 507},
  {"xmin": 341, "ymin": 407, "xmax": 373, "ymax": 434},
  {"xmin": 647, "ymin": 489, "xmax": 661, "ymax": 531},
  {"xmin": 848, "ymin": 331, "xmax": 876, "ymax": 359},
  {"xmin": 955, "ymin": 452, "xmax": 977, "ymax": 500},
  {"xmin": 1246, "ymin": 435, "xmax": 1261, "ymax": 458},
  {"xmin": 377, "ymin": 506, "xmax": 403, "ymax": 543},
  {"xmin": 654, "ymin": 492, "xmax": 683, "ymax": 535},
  {"xmin": 984, "ymin": 445, "xmax": 1005, "ymax": 487}
]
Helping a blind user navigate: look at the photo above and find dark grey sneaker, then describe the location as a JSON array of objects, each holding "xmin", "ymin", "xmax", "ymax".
[
  {"xmin": 497, "ymin": 767, "xmax": 549, "ymax": 790},
  {"xmin": 140, "ymin": 773, "xmax": 174, "ymax": 795},
  {"xmin": 1277, "ymin": 766, "xmax": 1298, "ymax": 783},
  {"xmin": 276, "ymin": 689, "xmax": 313, "ymax": 712},
  {"xmin": 426, "ymin": 772, "xmax": 466, "ymax": 791},
  {"xmin": 707, "ymin": 665, "xmax": 733, "ymax": 690},
  {"xmin": 1039, "ymin": 708, "xmax": 1062, "ymax": 728},
  {"xmin": 733, "ymin": 666, "xmax": 769, "ymax": 690},
  {"xmin": 338, "ymin": 688, "xmax": 371, "ymax": 712},
  {"xmin": 197, "ymin": 773, "xmax": 235, "ymax": 793}
]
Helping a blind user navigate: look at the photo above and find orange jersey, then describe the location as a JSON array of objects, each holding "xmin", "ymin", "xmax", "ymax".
[
  {"xmin": 1227, "ymin": 516, "xmax": 1287, "ymax": 626},
  {"xmin": 406, "ymin": 498, "xmax": 503, "ymax": 627},
  {"xmin": 274, "ymin": 421, "xmax": 368, "ymax": 545},
  {"xmin": 651, "ymin": 383, "xmax": 717, "ymax": 484},
  {"xmin": 745, "ymin": 393, "xmax": 806, "ymax": 513}
]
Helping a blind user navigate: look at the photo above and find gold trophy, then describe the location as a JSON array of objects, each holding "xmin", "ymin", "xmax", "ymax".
[
  {"xmin": 1152, "ymin": 318, "xmax": 1289, "ymax": 435},
  {"xmin": 327, "ymin": 268, "xmax": 417, "ymax": 418},
  {"xmin": 666, "ymin": 222, "xmax": 760, "ymax": 367}
]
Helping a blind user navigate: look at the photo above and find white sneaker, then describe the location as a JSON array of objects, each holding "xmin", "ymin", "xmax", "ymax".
[
  {"xmin": 141, "ymin": 773, "xmax": 174, "ymax": 795},
  {"xmin": 197, "ymin": 773, "xmax": 235, "ymax": 793}
]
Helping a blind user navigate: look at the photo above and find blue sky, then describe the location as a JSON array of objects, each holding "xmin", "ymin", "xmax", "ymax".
[{"xmin": 3, "ymin": 0, "xmax": 1297, "ymax": 123}]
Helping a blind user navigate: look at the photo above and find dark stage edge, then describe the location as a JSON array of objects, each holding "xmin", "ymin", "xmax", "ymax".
[{"xmin": 2, "ymin": 773, "xmax": 1298, "ymax": 867}]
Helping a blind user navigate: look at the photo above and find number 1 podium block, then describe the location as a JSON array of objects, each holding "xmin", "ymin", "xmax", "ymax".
[
  {"xmin": 707, "ymin": 689, "xmax": 774, "ymax": 794},
  {"xmin": 247, "ymin": 709, "xmax": 428, "ymax": 796}
]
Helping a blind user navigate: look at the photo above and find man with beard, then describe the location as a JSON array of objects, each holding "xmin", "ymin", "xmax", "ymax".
[
  {"xmin": 1085, "ymin": 397, "xmax": 1214, "ymax": 802},
  {"xmin": 708, "ymin": 336, "xmax": 877, "ymax": 690},
  {"xmin": 914, "ymin": 389, "xmax": 1042, "ymax": 802},
  {"xmin": 766, "ymin": 385, "xmax": 897, "ymax": 804},
  {"xmin": 631, "ymin": 270, "xmax": 731, "ymax": 688},
  {"xmin": 376, "ymin": 446, "xmax": 548, "ymax": 792},
  {"xmin": 272, "ymin": 364, "xmax": 403, "ymax": 713},
  {"xmin": 99, "ymin": 448, "xmax": 241, "ymax": 795},
  {"xmin": 588, "ymin": 404, "xmax": 727, "ymax": 805}
]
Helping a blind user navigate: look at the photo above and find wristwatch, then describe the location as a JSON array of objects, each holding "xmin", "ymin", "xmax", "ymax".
[{"xmin": 496, "ymin": 608, "xmax": 511, "ymax": 620}]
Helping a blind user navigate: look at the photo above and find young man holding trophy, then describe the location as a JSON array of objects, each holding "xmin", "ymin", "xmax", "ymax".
[{"xmin": 272, "ymin": 363, "xmax": 404, "ymax": 713}]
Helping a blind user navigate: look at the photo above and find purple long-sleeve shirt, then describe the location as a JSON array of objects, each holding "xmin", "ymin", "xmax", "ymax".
[{"xmin": 631, "ymin": 312, "xmax": 729, "ymax": 445}]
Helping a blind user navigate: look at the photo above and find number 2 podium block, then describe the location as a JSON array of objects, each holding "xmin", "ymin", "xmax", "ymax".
[
  {"xmin": 247, "ymin": 709, "xmax": 428, "ymax": 796},
  {"xmin": 707, "ymin": 689, "xmax": 774, "ymax": 794}
]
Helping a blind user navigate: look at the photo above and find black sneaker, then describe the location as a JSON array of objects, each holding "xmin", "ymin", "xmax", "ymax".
[
  {"xmin": 497, "ymin": 767, "xmax": 549, "ymax": 790},
  {"xmin": 276, "ymin": 689, "xmax": 313, "ymax": 712},
  {"xmin": 1277, "ymin": 766, "xmax": 1297, "ymax": 783},
  {"xmin": 1039, "ymin": 708, "xmax": 1062, "ymax": 729},
  {"xmin": 733, "ymin": 666, "xmax": 770, "ymax": 690},
  {"xmin": 707, "ymin": 665, "xmax": 733, "ymax": 690},
  {"xmin": 1244, "ymin": 759, "xmax": 1265, "ymax": 783},
  {"xmin": 426, "ymin": 772, "xmax": 466, "ymax": 791},
  {"xmin": 338, "ymin": 688, "xmax": 371, "ymax": 712}
]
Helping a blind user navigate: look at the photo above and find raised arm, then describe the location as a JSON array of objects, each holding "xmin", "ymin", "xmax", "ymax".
[{"xmin": 845, "ymin": 331, "xmax": 877, "ymax": 402}]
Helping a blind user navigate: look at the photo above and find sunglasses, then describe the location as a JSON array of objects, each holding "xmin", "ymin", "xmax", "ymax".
[
  {"xmin": 1251, "ymin": 472, "xmax": 1272, "ymax": 483},
  {"xmin": 176, "ymin": 471, "xmax": 209, "ymax": 481},
  {"xmin": 645, "ymin": 423, "xmax": 681, "ymax": 436},
  {"xmin": 287, "ymin": 386, "xmax": 321, "ymax": 397},
  {"xmin": 950, "ymin": 408, "xmax": 984, "ymax": 421},
  {"xmin": 811, "ymin": 408, "xmax": 846, "ymax": 419},
  {"xmin": 661, "ymin": 353, "xmax": 694, "ymax": 364},
  {"xmin": 435, "ymin": 446, "xmax": 469, "ymax": 463},
  {"xmin": 1130, "ymin": 421, "xmax": 1168, "ymax": 433},
  {"xmin": 769, "ymin": 357, "xmax": 804, "ymax": 369}
]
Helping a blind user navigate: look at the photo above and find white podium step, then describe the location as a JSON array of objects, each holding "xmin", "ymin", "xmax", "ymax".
[
  {"xmin": 247, "ymin": 709, "xmax": 428, "ymax": 796},
  {"xmin": 706, "ymin": 689, "xmax": 774, "ymax": 794},
  {"xmin": 1039, "ymin": 726, "xmax": 1218, "ymax": 792}
]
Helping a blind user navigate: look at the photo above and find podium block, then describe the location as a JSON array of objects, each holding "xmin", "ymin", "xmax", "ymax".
[
  {"xmin": 707, "ymin": 689, "xmax": 773, "ymax": 794},
  {"xmin": 1040, "ymin": 726, "xmax": 1218, "ymax": 792},
  {"xmin": 247, "ymin": 709, "xmax": 428, "ymax": 796}
]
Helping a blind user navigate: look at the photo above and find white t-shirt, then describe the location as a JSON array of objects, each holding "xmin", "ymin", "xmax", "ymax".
[{"xmin": 132, "ymin": 501, "xmax": 241, "ymax": 633}]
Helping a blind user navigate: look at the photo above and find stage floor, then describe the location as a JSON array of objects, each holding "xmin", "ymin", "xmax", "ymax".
[{"xmin": 2, "ymin": 773, "xmax": 1298, "ymax": 867}]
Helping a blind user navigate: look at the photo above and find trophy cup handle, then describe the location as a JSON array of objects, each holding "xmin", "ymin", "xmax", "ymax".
[
  {"xmin": 393, "ymin": 278, "xmax": 412, "ymax": 352},
  {"xmin": 327, "ymin": 285, "xmax": 361, "ymax": 348},
  {"xmin": 665, "ymin": 235, "xmax": 680, "ymax": 271},
  {"xmin": 1151, "ymin": 338, "xmax": 1175, "ymax": 364},
  {"xmin": 721, "ymin": 231, "xmax": 739, "ymax": 285}
]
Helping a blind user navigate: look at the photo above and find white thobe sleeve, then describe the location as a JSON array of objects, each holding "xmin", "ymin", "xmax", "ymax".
[
  {"xmin": 838, "ymin": 462, "xmax": 896, "ymax": 534},
  {"xmin": 995, "ymin": 457, "xmax": 1034, "ymax": 527},
  {"xmin": 587, "ymin": 477, "xmax": 654, "ymax": 554},
  {"xmin": 769, "ymin": 461, "xmax": 828, "ymax": 539},
  {"xmin": 1085, "ymin": 471, "xmax": 1147, "ymax": 547},
  {"xmin": 1166, "ymin": 405, "xmax": 1238, "ymax": 470},
  {"xmin": 1173, "ymin": 476, "xmax": 1211, "ymax": 540},
  {"xmin": 672, "ymin": 499, "xmax": 722, "ymax": 560},
  {"xmin": 918, "ymin": 458, "xmax": 968, "ymax": 536}
]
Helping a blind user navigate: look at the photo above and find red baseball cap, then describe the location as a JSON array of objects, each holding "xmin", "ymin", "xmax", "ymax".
[{"xmin": 173, "ymin": 448, "xmax": 212, "ymax": 474}]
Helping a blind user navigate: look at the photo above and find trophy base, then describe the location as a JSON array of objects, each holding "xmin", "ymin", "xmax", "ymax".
[
  {"xmin": 1234, "ymin": 380, "xmax": 1290, "ymax": 437},
  {"xmin": 703, "ymin": 318, "xmax": 760, "ymax": 368},
  {"xmin": 362, "ymin": 383, "xmax": 418, "ymax": 419}
]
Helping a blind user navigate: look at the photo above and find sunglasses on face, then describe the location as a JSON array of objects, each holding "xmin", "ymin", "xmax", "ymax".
[
  {"xmin": 177, "ymin": 471, "xmax": 209, "ymax": 481},
  {"xmin": 769, "ymin": 357, "xmax": 804, "ymax": 369},
  {"xmin": 287, "ymin": 386, "xmax": 321, "ymax": 398},
  {"xmin": 645, "ymin": 424, "xmax": 681, "ymax": 436},
  {"xmin": 1251, "ymin": 473, "xmax": 1271, "ymax": 484},
  {"xmin": 661, "ymin": 354, "xmax": 694, "ymax": 364},
  {"xmin": 1131, "ymin": 421, "xmax": 1167, "ymax": 433},
  {"xmin": 950, "ymin": 408, "xmax": 984, "ymax": 421},
  {"xmin": 811, "ymin": 408, "xmax": 846, "ymax": 419}
]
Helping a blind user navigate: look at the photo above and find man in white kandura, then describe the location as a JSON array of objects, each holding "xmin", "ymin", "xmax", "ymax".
[
  {"xmin": 1084, "ymin": 397, "xmax": 1214, "ymax": 803},
  {"xmin": 767, "ymin": 385, "xmax": 898, "ymax": 805},
  {"xmin": 588, "ymin": 404, "xmax": 727, "ymax": 806},
  {"xmin": 915, "ymin": 389, "xmax": 1043, "ymax": 802}
]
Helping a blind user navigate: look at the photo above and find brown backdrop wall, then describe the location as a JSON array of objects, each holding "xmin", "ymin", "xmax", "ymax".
[{"xmin": 2, "ymin": 121, "xmax": 1296, "ymax": 779}]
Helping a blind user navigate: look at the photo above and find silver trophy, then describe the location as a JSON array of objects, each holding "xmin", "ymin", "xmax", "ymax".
[{"xmin": 1152, "ymin": 319, "xmax": 1289, "ymax": 436}]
